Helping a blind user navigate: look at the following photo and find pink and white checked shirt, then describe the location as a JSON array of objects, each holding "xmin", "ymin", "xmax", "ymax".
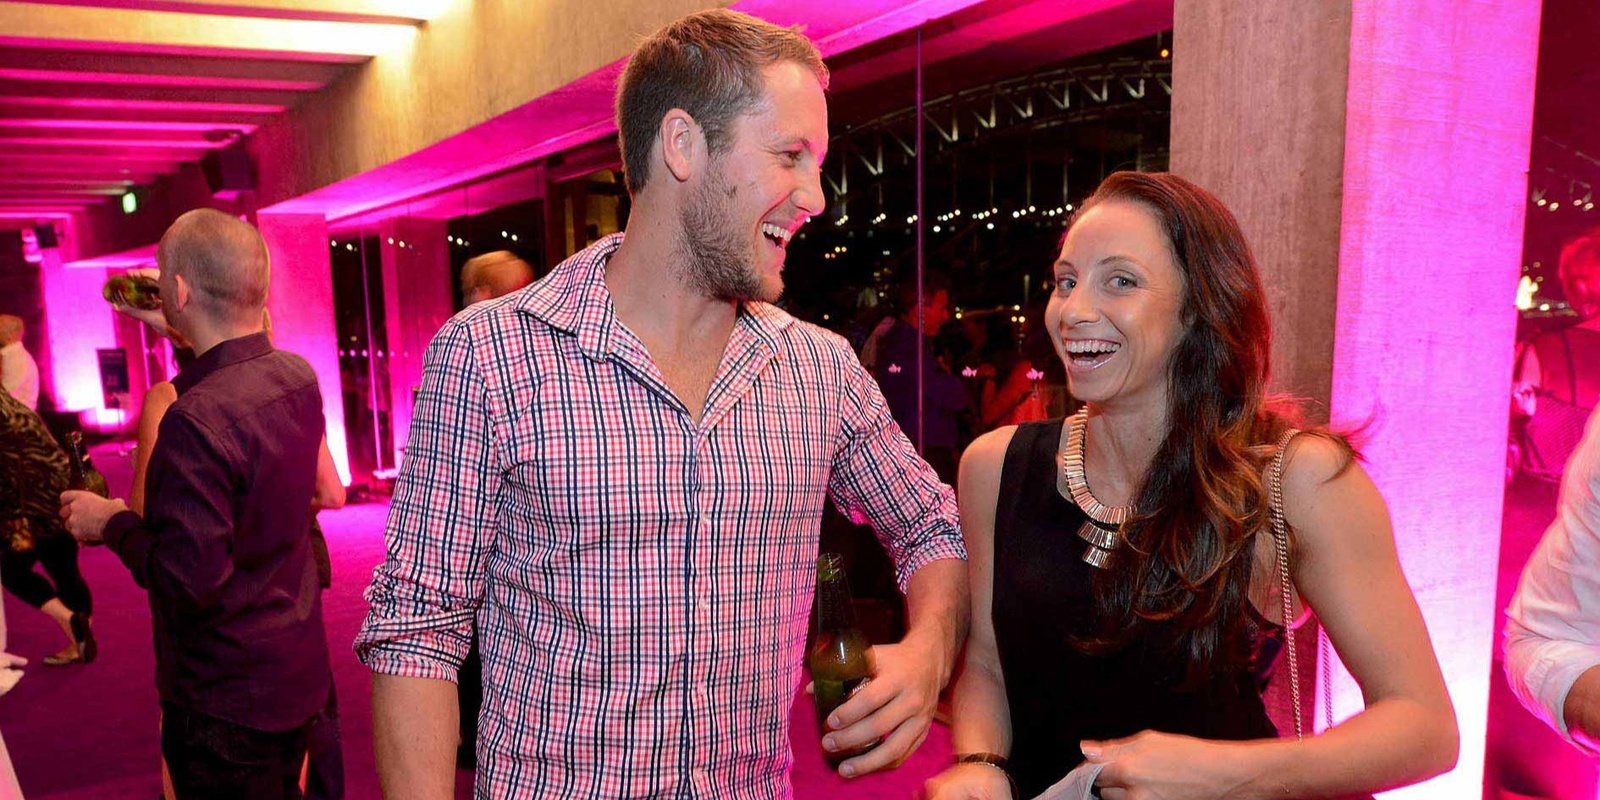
[{"xmin": 356, "ymin": 234, "xmax": 965, "ymax": 799}]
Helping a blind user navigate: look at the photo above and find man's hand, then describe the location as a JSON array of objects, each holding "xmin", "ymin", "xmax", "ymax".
[
  {"xmin": 110, "ymin": 267, "xmax": 184, "ymax": 344},
  {"xmin": 60, "ymin": 490, "xmax": 128, "ymax": 545},
  {"xmin": 822, "ymin": 631, "xmax": 948, "ymax": 777}
]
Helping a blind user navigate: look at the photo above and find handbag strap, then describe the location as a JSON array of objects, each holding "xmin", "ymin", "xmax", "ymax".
[{"xmin": 1267, "ymin": 428, "xmax": 1303, "ymax": 740}]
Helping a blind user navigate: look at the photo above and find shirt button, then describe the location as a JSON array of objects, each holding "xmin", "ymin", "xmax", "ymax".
[{"xmin": 698, "ymin": 598, "xmax": 710, "ymax": 612}]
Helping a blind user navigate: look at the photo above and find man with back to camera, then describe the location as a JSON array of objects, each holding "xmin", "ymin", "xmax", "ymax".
[
  {"xmin": 61, "ymin": 209, "xmax": 330, "ymax": 799},
  {"xmin": 356, "ymin": 9, "xmax": 969, "ymax": 799},
  {"xmin": 460, "ymin": 250, "xmax": 535, "ymax": 306}
]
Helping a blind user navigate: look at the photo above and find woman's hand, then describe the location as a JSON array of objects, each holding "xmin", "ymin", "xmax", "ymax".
[
  {"xmin": 922, "ymin": 762, "xmax": 1013, "ymax": 800},
  {"xmin": 1085, "ymin": 732, "xmax": 1265, "ymax": 800}
]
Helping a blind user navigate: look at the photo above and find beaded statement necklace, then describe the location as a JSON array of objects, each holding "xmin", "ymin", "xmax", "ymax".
[{"xmin": 1060, "ymin": 406, "xmax": 1134, "ymax": 568}]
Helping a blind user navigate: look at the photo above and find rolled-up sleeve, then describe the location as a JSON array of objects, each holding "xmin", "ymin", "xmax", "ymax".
[
  {"xmin": 827, "ymin": 351, "xmax": 966, "ymax": 592},
  {"xmin": 355, "ymin": 317, "xmax": 501, "ymax": 683},
  {"xmin": 1505, "ymin": 409, "xmax": 1600, "ymax": 755}
]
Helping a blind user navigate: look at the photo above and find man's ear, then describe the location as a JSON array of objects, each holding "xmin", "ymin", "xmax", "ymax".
[
  {"xmin": 171, "ymin": 273, "xmax": 193, "ymax": 313},
  {"xmin": 660, "ymin": 109, "xmax": 702, "ymax": 184}
]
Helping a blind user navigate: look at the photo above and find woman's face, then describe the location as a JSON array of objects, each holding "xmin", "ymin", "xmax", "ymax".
[{"xmin": 1046, "ymin": 200, "xmax": 1188, "ymax": 412}]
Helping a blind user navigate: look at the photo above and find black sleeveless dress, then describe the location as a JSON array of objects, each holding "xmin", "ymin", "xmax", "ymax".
[{"xmin": 992, "ymin": 419, "xmax": 1280, "ymax": 798}]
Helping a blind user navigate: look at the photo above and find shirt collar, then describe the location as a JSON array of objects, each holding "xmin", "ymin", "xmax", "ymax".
[
  {"xmin": 516, "ymin": 232, "xmax": 797, "ymax": 360},
  {"xmin": 173, "ymin": 331, "xmax": 274, "ymax": 395}
]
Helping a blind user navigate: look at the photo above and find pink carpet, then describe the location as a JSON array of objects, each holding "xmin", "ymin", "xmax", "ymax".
[{"xmin": 0, "ymin": 446, "xmax": 952, "ymax": 799}]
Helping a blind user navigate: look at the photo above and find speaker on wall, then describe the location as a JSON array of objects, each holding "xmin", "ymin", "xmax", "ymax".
[
  {"xmin": 32, "ymin": 224, "xmax": 58, "ymax": 249},
  {"xmin": 201, "ymin": 147, "xmax": 254, "ymax": 199}
]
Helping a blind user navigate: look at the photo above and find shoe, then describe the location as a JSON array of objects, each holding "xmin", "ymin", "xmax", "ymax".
[
  {"xmin": 42, "ymin": 645, "xmax": 82, "ymax": 667},
  {"xmin": 70, "ymin": 612, "xmax": 96, "ymax": 664}
]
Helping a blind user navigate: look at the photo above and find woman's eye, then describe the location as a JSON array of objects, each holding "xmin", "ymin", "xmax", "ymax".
[{"xmin": 1111, "ymin": 275, "xmax": 1137, "ymax": 289}]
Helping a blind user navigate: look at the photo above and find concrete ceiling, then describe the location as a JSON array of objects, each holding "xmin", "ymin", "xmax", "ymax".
[{"xmin": 0, "ymin": 0, "xmax": 440, "ymax": 217}]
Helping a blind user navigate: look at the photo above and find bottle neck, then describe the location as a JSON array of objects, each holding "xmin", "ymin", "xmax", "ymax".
[{"xmin": 815, "ymin": 575, "xmax": 858, "ymax": 632}]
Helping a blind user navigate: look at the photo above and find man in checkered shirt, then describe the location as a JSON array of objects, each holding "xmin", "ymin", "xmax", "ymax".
[{"xmin": 356, "ymin": 9, "xmax": 969, "ymax": 799}]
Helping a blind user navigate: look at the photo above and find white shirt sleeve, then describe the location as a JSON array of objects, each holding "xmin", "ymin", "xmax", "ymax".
[{"xmin": 1505, "ymin": 406, "xmax": 1600, "ymax": 754}]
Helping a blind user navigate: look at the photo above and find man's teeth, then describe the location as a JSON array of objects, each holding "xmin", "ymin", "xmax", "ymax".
[
  {"xmin": 761, "ymin": 223, "xmax": 792, "ymax": 245},
  {"xmin": 1066, "ymin": 340, "xmax": 1120, "ymax": 355}
]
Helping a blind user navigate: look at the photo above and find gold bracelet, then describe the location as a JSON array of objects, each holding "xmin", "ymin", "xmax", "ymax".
[{"xmin": 954, "ymin": 751, "xmax": 1009, "ymax": 769}]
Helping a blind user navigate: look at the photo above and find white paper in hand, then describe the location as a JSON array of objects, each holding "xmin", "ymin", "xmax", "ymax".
[{"xmin": 1032, "ymin": 760, "xmax": 1104, "ymax": 800}]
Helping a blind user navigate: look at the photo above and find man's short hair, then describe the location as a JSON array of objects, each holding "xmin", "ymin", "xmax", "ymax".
[
  {"xmin": 615, "ymin": 9, "xmax": 828, "ymax": 195},
  {"xmin": 157, "ymin": 209, "xmax": 270, "ymax": 320},
  {"xmin": 0, "ymin": 314, "xmax": 22, "ymax": 346},
  {"xmin": 461, "ymin": 251, "xmax": 535, "ymax": 302}
]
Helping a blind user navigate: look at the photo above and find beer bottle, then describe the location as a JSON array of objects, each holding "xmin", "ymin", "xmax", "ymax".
[
  {"xmin": 66, "ymin": 432, "xmax": 109, "ymax": 498},
  {"xmin": 808, "ymin": 552, "xmax": 876, "ymax": 768},
  {"xmin": 101, "ymin": 274, "xmax": 162, "ymax": 310}
]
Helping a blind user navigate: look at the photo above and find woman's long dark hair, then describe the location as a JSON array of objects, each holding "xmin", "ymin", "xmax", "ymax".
[{"xmin": 1067, "ymin": 171, "xmax": 1349, "ymax": 685}]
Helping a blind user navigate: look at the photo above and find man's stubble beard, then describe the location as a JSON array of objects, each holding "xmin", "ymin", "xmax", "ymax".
[{"xmin": 677, "ymin": 164, "xmax": 779, "ymax": 304}]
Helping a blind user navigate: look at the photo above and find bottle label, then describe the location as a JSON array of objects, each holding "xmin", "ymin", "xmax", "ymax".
[{"xmin": 814, "ymin": 675, "xmax": 870, "ymax": 723}]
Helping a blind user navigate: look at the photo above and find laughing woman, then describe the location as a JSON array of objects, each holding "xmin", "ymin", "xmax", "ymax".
[{"xmin": 924, "ymin": 171, "xmax": 1457, "ymax": 800}]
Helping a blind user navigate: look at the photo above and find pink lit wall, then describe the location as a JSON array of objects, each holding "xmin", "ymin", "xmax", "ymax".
[
  {"xmin": 40, "ymin": 249, "xmax": 116, "ymax": 418},
  {"xmin": 257, "ymin": 211, "xmax": 349, "ymax": 485},
  {"xmin": 1331, "ymin": 1, "xmax": 1541, "ymax": 796}
]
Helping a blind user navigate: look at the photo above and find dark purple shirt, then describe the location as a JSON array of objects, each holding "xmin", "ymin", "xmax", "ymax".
[{"xmin": 104, "ymin": 331, "xmax": 330, "ymax": 732}]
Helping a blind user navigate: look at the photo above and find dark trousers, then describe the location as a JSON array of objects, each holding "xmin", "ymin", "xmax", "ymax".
[
  {"xmin": 161, "ymin": 704, "xmax": 310, "ymax": 800},
  {"xmin": 304, "ymin": 680, "xmax": 344, "ymax": 800},
  {"xmin": 0, "ymin": 529, "xmax": 92, "ymax": 613}
]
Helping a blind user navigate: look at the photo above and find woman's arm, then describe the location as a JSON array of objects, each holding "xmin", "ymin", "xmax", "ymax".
[
  {"xmin": 924, "ymin": 426, "xmax": 1018, "ymax": 800},
  {"xmin": 311, "ymin": 435, "xmax": 345, "ymax": 511},
  {"xmin": 1089, "ymin": 436, "xmax": 1458, "ymax": 799},
  {"xmin": 129, "ymin": 382, "xmax": 178, "ymax": 516}
]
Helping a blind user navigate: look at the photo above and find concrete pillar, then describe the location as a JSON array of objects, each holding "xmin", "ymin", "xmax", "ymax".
[
  {"xmin": 1172, "ymin": 1, "xmax": 1541, "ymax": 795},
  {"xmin": 258, "ymin": 211, "xmax": 349, "ymax": 485}
]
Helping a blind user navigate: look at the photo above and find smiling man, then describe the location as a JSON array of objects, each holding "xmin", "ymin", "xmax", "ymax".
[{"xmin": 355, "ymin": 10, "xmax": 968, "ymax": 800}]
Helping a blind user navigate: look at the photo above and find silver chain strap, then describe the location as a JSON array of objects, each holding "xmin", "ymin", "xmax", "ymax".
[{"xmin": 1268, "ymin": 428, "xmax": 1303, "ymax": 740}]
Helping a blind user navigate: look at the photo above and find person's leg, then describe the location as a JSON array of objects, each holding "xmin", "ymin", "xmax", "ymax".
[
  {"xmin": 35, "ymin": 531, "xmax": 91, "ymax": 615},
  {"xmin": 303, "ymin": 679, "xmax": 344, "ymax": 800},
  {"xmin": 38, "ymin": 598, "xmax": 74, "ymax": 646},
  {"xmin": 35, "ymin": 533, "xmax": 94, "ymax": 662},
  {"xmin": 0, "ymin": 548, "xmax": 78, "ymax": 660},
  {"xmin": 161, "ymin": 703, "xmax": 310, "ymax": 800}
]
